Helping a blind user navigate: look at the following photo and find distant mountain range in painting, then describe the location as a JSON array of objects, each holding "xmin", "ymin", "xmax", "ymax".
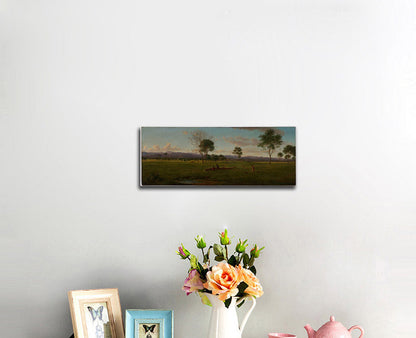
[{"xmin": 142, "ymin": 151, "xmax": 293, "ymax": 162}]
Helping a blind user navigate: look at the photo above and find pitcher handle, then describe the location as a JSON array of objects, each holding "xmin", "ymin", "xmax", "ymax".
[
  {"xmin": 237, "ymin": 296, "xmax": 256, "ymax": 335},
  {"xmin": 348, "ymin": 325, "xmax": 364, "ymax": 338}
]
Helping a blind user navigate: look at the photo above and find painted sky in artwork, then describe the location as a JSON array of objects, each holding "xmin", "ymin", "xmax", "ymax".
[{"xmin": 141, "ymin": 127, "xmax": 295, "ymax": 157}]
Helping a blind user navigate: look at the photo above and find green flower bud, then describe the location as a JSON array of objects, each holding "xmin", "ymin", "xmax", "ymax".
[
  {"xmin": 250, "ymin": 244, "xmax": 264, "ymax": 258},
  {"xmin": 235, "ymin": 239, "xmax": 248, "ymax": 253},
  {"xmin": 195, "ymin": 235, "xmax": 207, "ymax": 249},
  {"xmin": 190, "ymin": 254, "xmax": 198, "ymax": 269},
  {"xmin": 219, "ymin": 228, "xmax": 230, "ymax": 245},
  {"xmin": 177, "ymin": 244, "xmax": 191, "ymax": 259}
]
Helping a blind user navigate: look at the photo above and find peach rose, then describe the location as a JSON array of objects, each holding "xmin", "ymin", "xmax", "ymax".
[
  {"xmin": 238, "ymin": 266, "xmax": 264, "ymax": 298},
  {"xmin": 203, "ymin": 262, "xmax": 242, "ymax": 301}
]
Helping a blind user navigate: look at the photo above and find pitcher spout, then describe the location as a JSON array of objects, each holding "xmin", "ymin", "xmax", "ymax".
[{"xmin": 304, "ymin": 324, "xmax": 316, "ymax": 338}]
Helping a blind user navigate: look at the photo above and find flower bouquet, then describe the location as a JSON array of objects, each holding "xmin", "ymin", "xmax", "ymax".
[{"xmin": 177, "ymin": 230, "xmax": 264, "ymax": 308}]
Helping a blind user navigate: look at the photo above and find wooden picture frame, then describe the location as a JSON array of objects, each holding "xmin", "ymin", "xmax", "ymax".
[
  {"xmin": 68, "ymin": 288, "xmax": 124, "ymax": 338},
  {"xmin": 125, "ymin": 310, "xmax": 173, "ymax": 338}
]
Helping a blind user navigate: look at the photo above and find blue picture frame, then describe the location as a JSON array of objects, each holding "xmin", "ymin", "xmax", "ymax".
[{"xmin": 125, "ymin": 310, "xmax": 173, "ymax": 338}]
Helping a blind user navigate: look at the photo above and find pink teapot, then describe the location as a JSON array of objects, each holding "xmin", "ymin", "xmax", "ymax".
[{"xmin": 305, "ymin": 316, "xmax": 364, "ymax": 338}]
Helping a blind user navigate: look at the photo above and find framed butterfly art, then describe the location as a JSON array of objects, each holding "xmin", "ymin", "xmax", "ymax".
[
  {"xmin": 68, "ymin": 288, "xmax": 124, "ymax": 338},
  {"xmin": 125, "ymin": 310, "xmax": 173, "ymax": 338}
]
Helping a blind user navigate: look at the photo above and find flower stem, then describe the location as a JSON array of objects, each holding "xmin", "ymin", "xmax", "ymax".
[{"xmin": 201, "ymin": 248, "xmax": 205, "ymax": 261}]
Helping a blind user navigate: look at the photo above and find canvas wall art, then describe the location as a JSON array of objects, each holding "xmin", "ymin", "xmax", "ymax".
[{"xmin": 140, "ymin": 127, "xmax": 296, "ymax": 186}]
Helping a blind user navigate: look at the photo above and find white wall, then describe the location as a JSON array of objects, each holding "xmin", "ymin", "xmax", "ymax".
[{"xmin": 1, "ymin": 0, "xmax": 415, "ymax": 337}]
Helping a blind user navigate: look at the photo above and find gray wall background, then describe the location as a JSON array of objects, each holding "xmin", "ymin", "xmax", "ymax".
[{"xmin": 1, "ymin": 0, "xmax": 415, "ymax": 337}]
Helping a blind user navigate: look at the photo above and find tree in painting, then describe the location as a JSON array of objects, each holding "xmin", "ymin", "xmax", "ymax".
[
  {"xmin": 199, "ymin": 139, "xmax": 215, "ymax": 161},
  {"xmin": 189, "ymin": 130, "xmax": 212, "ymax": 161},
  {"xmin": 257, "ymin": 129, "xmax": 283, "ymax": 164},
  {"xmin": 232, "ymin": 146, "xmax": 243, "ymax": 158},
  {"xmin": 283, "ymin": 145, "xmax": 296, "ymax": 159},
  {"xmin": 277, "ymin": 152, "xmax": 283, "ymax": 160}
]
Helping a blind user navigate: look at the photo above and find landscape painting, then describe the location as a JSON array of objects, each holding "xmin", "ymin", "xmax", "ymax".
[{"xmin": 140, "ymin": 127, "xmax": 296, "ymax": 186}]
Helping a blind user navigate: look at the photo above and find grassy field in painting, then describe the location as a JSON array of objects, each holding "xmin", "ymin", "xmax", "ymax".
[{"xmin": 141, "ymin": 159, "xmax": 296, "ymax": 185}]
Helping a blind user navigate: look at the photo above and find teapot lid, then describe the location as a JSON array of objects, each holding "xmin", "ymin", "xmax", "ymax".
[
  {"xmin": 328, "ymin": 316, "xmax": 337, "ymax": 324},
  {"xmin": 318, "ymin": 316, "xmax": 349, "ymax": 335}
]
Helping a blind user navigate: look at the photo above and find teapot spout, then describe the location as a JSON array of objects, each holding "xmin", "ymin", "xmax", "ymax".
[{"xmin": 304, "ymin": 324, "xmax": 316, "ymax": 338}]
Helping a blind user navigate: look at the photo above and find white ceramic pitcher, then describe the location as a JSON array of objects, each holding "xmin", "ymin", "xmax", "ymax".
[{"xmin": 206, "ymin": 294, "xmax": 256, "ymax": 338}]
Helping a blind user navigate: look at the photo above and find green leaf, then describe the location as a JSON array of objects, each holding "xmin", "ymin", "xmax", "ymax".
[
  {"xmin": 198, "ymin": 262, "xmax": 205, "ymax": 275},
  {"xmin": 249, "ymin": 266, "xmax": 257, "ymax": 275},
  {"xmin": 213, "ymin": 244, "xmax": 225, "ymax": 256},
  {"xmin": 224, "ymin": 298, "xmax": 232, "ymax": 308},
  {"xmin": 228, "ymin": 255, "xmax": 237, "ymax": 266},
  {"xmin": 248, "ymin": 256, "xmax": 255, "ymax": 267},
  {"xmin": 237, "ymin": 299, "xmax": 245, "ymax": 308},
  {"xmin": 237, "ymin": 281, "xmax": 249, "ymax": 295},
  {"xmin": 199, "ymin": 292, "xmax": 212, "ymax": 306},
  {"xmin": 215, "ymin": 255, "xmax": 224, "ymax": 262}
]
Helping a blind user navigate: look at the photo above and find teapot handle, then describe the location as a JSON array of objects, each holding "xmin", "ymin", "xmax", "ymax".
[
  {"xmin": 237, "ymin": 296, "xmax": 256, "ymax": 335},
  {"xmin": 348, "ymin": 325, "xmax": 364, "ymax": 338}
]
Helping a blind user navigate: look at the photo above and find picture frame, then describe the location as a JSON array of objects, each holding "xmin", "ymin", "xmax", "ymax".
[
  {"xmin": 125, "ymin": 310, "xmax": 174, "ymax": 338},
  {"xmin": 68, "ymin": 288, "xmax": 124, "ymax": 338}
]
